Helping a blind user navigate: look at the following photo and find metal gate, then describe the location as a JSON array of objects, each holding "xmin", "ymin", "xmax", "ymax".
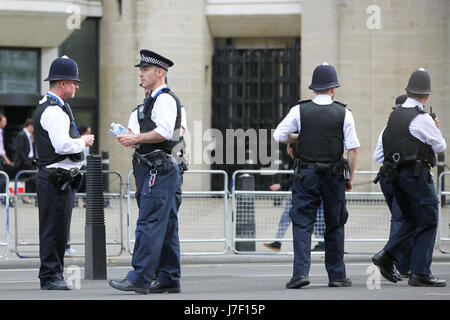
[
  {"xmin": 126, "ymin": 170, "xmax": 229, "ymax": 255},
  {"xmin": 13, "ymin": 170, "xmax": 125, "ymax": 258},
  {"xmin": 438, "ymin": 172, "xmax": 450, "ymax": 253},
  {"xmin": 231, "ymin": 170, "xmax": 393, "ymax": 254},
  {"xmin": 211, "ymin": 38, "xmax": 301, "ymax": 191},
  {"xmin": 0, "ymin": 171, "xmax": 10, "ymax": 259}
]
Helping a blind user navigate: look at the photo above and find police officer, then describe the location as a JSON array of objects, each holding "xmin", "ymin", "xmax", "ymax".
[
  {"xmin": 274, "ymin": 63, "xmax": 360, "ymax": 288},
  {"xmin": 373, "ymin": 94, "xmax": 412, "ymax": 280},
  {"xmin": 33, "ymin": 56, "xmax": 95, "ymax": 290},
  {"xmin": 372, "ymin": 68, "xmax": 447, "ymax": 287},
  {"xmin": 127, "ymin": 74, "xmax": 187, "ymax": 282},
  {"xmin": 109, "ymin": 50, "xmax": 182, "ymax": 294}
]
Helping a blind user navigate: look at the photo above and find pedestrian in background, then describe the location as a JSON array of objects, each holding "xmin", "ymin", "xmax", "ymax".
[
  {"xmin": 264, "ymin": 143, "xmax": 325, "ymax": 252},
  {"xmin": 13, "ymin": 118, "xmax": 36, "ymax": 203},
  {"xmin": 0, "ymin": 114, "xmax": 12, "ymax": 194}
]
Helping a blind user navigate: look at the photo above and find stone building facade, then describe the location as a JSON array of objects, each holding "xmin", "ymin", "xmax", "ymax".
[{"xmin": 0, "ymin": 0, "xmax": 449, "ymax": 191}]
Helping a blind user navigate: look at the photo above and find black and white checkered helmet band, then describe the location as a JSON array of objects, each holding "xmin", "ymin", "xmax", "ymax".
[{"xmin": 140, "ymin": 55, "xmax": 170, "ymax": 70}]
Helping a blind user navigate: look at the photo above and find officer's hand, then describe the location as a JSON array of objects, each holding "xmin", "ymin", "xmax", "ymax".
[
  {"xmin": 270, "ymin": 184, "xmax": 281, "ymax": 191},
  {"xmin": 345, "ymin": 180, "xmax": 352, "ymax": 192},
  {"xmin": 434, "ymin": 117, "xmax": 440, "ymax": 128},
  {"xmin": 117, "ymin": 134, "xmax": 137, "ymax": 147},
  {"xmin": 82, "ymin": 134, "xmax": 95, "ymax": 147}
]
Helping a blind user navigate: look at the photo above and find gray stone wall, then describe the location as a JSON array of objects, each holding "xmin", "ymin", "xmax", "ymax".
[
  {"xmin": 99, "ymin": 0, "xmax": 213, "ymax": 191},
  {"xmin": 301, "ymin": 0, "xmax": 450, "ymax": 176}
]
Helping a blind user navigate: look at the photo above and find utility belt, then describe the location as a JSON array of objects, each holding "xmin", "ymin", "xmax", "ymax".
[
  {"xmin": 374, "ymin": 159, "xmax": 431, "ymax": 184},
  {"xmin": 293, "ymin": 158, "xmax": 350, "ymax": 181},
  {"xmin": 42, "ymin": 167, "xmax": 83, "ymax": 192},
  {"xmin": 132, "ymin": 151, "xmax": 170, "ymax": 171}
]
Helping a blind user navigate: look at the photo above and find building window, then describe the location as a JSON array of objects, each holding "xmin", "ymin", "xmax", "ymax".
[
  {"xmin": 0, "ymin": 49, "xmax": 39, "ymax": 95},
  {"xmin": 58, "ymin": 17, "xmax": 99, "ymax": 153},
  {"xmin": 59, "ymin": 18, "xmax": 99, "ymax": 98}
]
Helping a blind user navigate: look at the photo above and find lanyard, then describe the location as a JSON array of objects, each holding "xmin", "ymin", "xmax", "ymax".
[
  {"xmin": 46, "ymin": 92, "xmax": 63, "ymax": 107},
  {"xmin": 46, "ymin": 93, "xmax": 80, "ymax": 136},
  {"xmin": 153, "ymin": 87, "xmax": 169, "ymax": 99}
]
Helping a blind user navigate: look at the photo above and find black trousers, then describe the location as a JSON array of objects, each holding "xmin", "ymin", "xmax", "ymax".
[{"xmin": 37, "ymin": 169, "xmax": 74, "ymax": 286}]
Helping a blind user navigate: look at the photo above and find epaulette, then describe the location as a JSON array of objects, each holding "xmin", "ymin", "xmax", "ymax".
[
  {"xmin": 46, "ymin": 95, "xmax": 60, "ymax": 106},
  {"xmin": 297, "ymin": 99, "xmax": 311, "ymax": 105},
  {"xmin": 334, "ymin": 100, "xmax": 350, "ymax": 111},
  {"xmin": 415, "ymin": 105, "xmax": 426, "ymax": 114},
  {"xmin": 334, "ymin": 100, "xmax": 347, "ymax": 108}
]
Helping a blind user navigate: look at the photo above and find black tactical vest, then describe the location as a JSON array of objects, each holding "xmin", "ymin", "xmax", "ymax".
[
  {"xmin": 297, "ymin": 100, "xmax": 346, "ymax": 163},
  {"xmin": 32, "ymin": 95, "xmax": 84, "ymax": 167},
  {"xmin": 137, "ymin": 88, "xmax": 182, "ymax": 155},
  {"xmin": 382, "ymin": 106, "xmax": 436, "ymax": 167}
]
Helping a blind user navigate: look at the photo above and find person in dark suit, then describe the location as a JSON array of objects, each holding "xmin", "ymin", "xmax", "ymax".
[{"xmin": 13, "ymin": 119, "xmax": 36, "ymax": 197}]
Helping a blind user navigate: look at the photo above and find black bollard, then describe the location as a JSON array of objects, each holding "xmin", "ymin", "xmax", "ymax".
[
  {"xmin": 84, "ymin": 154, "xmax": 107, "ymax": 280},
  {"xmin": 101, "ymin": 150, "xmax": 110, "ymax": 193},
  {"xmin": 101, "ymin": 150, "xmax": 110, "ymax": 208},
  {"xmin": 235, "ymin": 174, "xmax": 256, "ymax": 252}
]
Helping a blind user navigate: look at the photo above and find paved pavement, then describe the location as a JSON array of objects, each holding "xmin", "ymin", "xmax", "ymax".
[{"xmin": 1, "ymin": 251, "xmax": 450, "ymax": 301}]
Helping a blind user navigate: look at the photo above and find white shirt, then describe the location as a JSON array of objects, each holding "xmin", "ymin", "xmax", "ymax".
[
  {"xmin": 23, "ymin": 128, "xmax": 34, "ymax": 158},
  {"xmin": 127, "ymin": 108, "xmax": 140, "ymax": 134},
  {"xmin": 39, "ymin": 91, "xmax": 85, "ymax": 170},
  {"xmin": 273, "ymin": 94, "xmax": 360, "ymax": 151},
  {"xmin": 150, "ymin": 84, "xmax": 177, "ymax": 140},
  {"xmin": 373, "ymin": 97, "xmax": 446, "ymax": 163},
  {"xmin": 127, "ymin": 87, "xmax": 187, "ymax": 136}
]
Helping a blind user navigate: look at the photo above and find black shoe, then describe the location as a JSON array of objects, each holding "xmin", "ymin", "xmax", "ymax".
[
  {"xmin": 371, "ymin": 250, "xmax": 402, "ymax": 283},
  {"xmin": 41, "ymin": 279, "xmax": 71, "ymax": 291},
  {"xmin": 263, "ymin": 241, "xmax": 281, "ymax": 252},
  {"xmin": 312, "ymin": 243, "xmax": 325, "ymax": 252},
  {"xmin": 286, "ymin": 276, "xmax": 310, "ymax": 289},
  {"xmin": 408, "ymin": 274, "xmax": 447, "ymax": 287},
  {"xmin": 328, "ymin": 278, "xmax": 352, "ymax": 287},
  {"xmin": 108, "ymin": 279, "xmax": 149, "ymax": 294},
  {"xmin": 149, "ymin": 281, "xmax": 181, "ymax": 293}
]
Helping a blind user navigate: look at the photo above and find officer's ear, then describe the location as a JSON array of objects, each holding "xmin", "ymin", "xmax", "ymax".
[{"xmin": 60, "ymin": 80, "xmax": 68, "ymax": 90}]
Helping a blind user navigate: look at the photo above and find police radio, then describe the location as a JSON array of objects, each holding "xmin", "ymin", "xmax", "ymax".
[{"xmin": 430, "ymin": 106, "xmax": 436, "ymax": 120}]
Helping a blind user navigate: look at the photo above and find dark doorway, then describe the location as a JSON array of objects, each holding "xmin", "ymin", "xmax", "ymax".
[
  {"xmin": 2, "ymin": 106, "xmax": 35, "ymax": 161},
  {"xmin": 211, "ymin": 38, "xmax": 301, "ymax": 190}
]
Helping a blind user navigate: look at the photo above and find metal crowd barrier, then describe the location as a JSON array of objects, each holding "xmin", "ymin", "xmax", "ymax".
[
  {"xmin": 0, "ymin": 171, "xmax": 10, "ymax": 259},
  {"xmin": 231, "ymin": 170, "xmax": 393, "ymax": 255},
  {"xmin": 438, "ymin": 171, "xmax": 450, "ymax": 254},
  {"xmin": 126, "ymin": 169, "xmax": 229, "ymax": 255},
  {"xmin": 13, "ymin": 170, "xmax": 125, "ymax": 258}
]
